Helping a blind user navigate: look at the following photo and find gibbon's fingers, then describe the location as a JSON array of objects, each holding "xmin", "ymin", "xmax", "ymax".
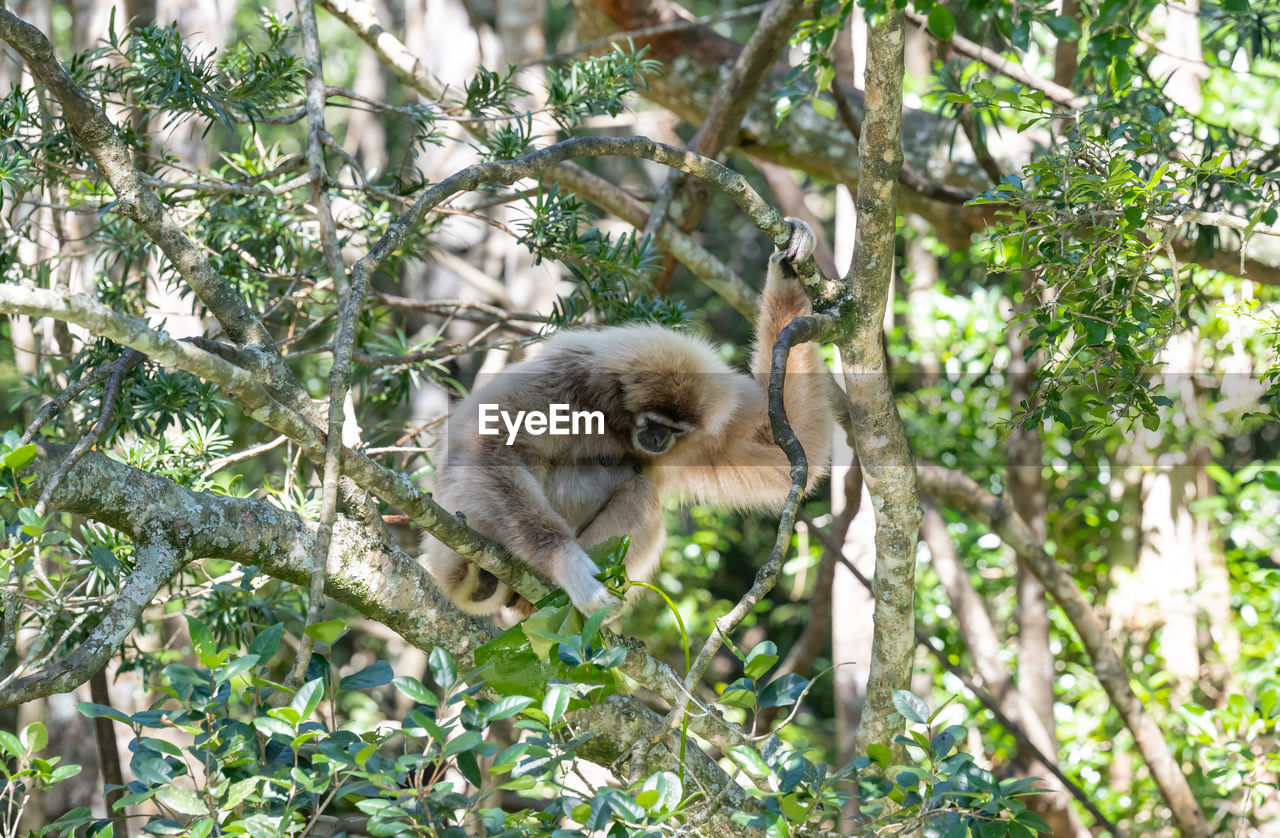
[{"xmin": 783, "ymin": 217, "xmax": 817, "ymax": 266}]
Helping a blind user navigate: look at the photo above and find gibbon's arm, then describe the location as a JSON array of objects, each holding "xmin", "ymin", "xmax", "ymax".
[{"xmin": 659, "ymin": 221, "xmax": 835, "ymax": 510}]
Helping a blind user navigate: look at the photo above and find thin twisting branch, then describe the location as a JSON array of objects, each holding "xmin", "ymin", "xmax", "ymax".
[{"xmin": 627, "ymin": 311, "xmax": 835, "ymax": 776}]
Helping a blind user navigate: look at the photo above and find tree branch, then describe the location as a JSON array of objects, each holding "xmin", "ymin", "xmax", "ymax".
[{"xmin": 841, "ymin": 7, "xmax": 922, "ymax": 763}]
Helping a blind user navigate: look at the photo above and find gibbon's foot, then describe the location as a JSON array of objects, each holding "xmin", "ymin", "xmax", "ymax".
[{"xmin": 783, "ymin": 216, "xmax": 816, "ymax": 267}]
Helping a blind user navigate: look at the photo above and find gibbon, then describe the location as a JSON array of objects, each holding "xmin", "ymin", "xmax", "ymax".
[{"xmin": 422, "ymin": 219, "xmax": 836, "ymax": 620}]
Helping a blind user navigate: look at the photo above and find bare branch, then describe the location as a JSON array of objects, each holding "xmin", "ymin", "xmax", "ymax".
[
  {"xmin": 32, "ymin": 350, "xmax": 142, "ymax": 518},
  {"xmin": 290, "ymin": 0, "xmax": 352, "ymax": 689}
]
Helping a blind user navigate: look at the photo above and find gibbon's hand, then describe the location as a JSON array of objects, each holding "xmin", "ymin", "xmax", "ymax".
[
  {"xmin": 557, "ymin": 545, "xmax": 624, "ymax": 622},
  {"xmin": 782, "ymin": 217, "xmax": 817, "ymax": 269}
]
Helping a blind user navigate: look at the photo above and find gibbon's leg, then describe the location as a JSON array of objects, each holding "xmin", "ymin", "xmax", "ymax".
[
  {"xmin": 574, "ymin": 473, "xmax": 665, "ymax": 586},
  {"xmin": 424, "ymin": 463, "xmax": 617, "ymax": 617}
]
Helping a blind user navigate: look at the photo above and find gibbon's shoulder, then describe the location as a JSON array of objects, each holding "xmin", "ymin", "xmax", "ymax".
[{"xmin": 533, "ymin": 323, "xmax": 734, "ymax": 377}]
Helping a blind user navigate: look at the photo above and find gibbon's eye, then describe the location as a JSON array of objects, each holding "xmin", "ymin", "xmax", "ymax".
[{"xmin": 633, "ymin": 412, "xmax": 695, "ymax": 455}]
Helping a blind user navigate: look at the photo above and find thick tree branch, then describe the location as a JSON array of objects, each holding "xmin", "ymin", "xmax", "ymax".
[
  {"xmin": 13, "ymin": 443, "xmax": 763, "ymax": 811},
  {"xmin": 917, "ymin": 462, "xmax": 1211, "ymax": 838},
  {"xmin": 842, "ymin": 7, "xmax": 922, "ymax": 762}
]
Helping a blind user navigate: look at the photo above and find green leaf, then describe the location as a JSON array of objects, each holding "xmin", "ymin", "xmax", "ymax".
[
  {"xmin": 728, "ymin": 745, "xmax": 770, "ymax": 777},
  {"xmin": 637, "ymin": 771, "xmax": 681, "ymax": 816},
  {"xmin": 486, "ymin": 696, "xmax": 534, "ymax": 721},
  {"xmin": 759, "ymin": 673, "xmax": 808, "ymax": 708},
  {"xmin": 339, "ymin": 661, "xmax": 393, "ymax": 690},
  {"xmin": 214, "ymin": 655, "xmax": 260, "ymax": 687},
  {"xmin": 1015, "ymin": 810, "xmax": 1052, "ymax": 832},
  {"xmin": 188, "ymin": 818, "xmax": 215, "ymax": 838},
  {"xmin": 0, "ymin": 730, "xmax": 22, "ymax": 757},
  {"xmin": 1045, "ymin": 14, "xmax": 1082, "ymax": 40},
  {"xmin": 223, "ymin": 777, "xmax": 258, "ymax": 808},
  {"xmin": 75, "ymin": 703, "xmax": 132, "ymax": 725},
  {"xmin": 290, "ymin": 677, "xmax": 324, "ymax": 723},
  {"xmin": 393, "ymin": 676, "xmax": 440, "ymax": 707},
  {"xmin": 743, "ymin": 641, "xmax": 779, "ymax": 679},
  {"xmin": 248, "ymin": 623, "xmax": 284, "ymax": 661},
  {"xmin": 443, "ymin": 730, "xmax": 482, "ymax": 758},
  {"xmin": 304, "ymin": 619, "xmax": 346, "ymax": 645},
  {"xmin": 20, "ymin": 722, "xmax": 47, "ymax": 752},
  {"xmin": 2, "ymin": 443, "xmax": 36, "ymax": 471},
  {"xmin": 429, "ymin": 647, "xmax": 457, "ymax": 689},
  {"xmin": 892, "ymin": 690, "xmax": 929, "ymax": 724},
  {"xmin": 48, "ymin": 764, "xmax": 82, "ymax": 783},
  {"xmin": 184, "ymin": 615, "xmax": 214, "ymax": 655},
  {"xmin": 718, "ymin": 679, "xmax": 758, "ymax": 709},
  {"xmin": 811, "ymin": 97, "xmax": 836, "ymax": 119},
  {"xmin": 156, "ymin": 786, "xmax": 208, "ymax": 816},
  {"xmin": 866, "ymin": 742, "xmax": 892, "ymax": 767},
  {"xmin": 543, "ymin": 684, "xmax": 570, "ymax": 724},
  {"xmin": 927, "ymin": 5, "xmax": 956, "ymax": 41},
  {"xmin": 45, "ymin": 806, "xmax": 93, "ymax": 837},
  {"xmin": 139, "ymin": 737, "xmax": 183, "ymax": 757}
]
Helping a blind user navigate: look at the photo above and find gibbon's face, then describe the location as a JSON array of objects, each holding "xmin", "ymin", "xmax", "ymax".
[{"xmin": 632, "ymin": 411, "xmax": 696, "ymax": 455}]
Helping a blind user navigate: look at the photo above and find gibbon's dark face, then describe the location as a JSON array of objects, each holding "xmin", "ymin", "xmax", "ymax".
[{"xmin": 632, "ymin": 411, "xmax": 696, "ymax": 455}]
